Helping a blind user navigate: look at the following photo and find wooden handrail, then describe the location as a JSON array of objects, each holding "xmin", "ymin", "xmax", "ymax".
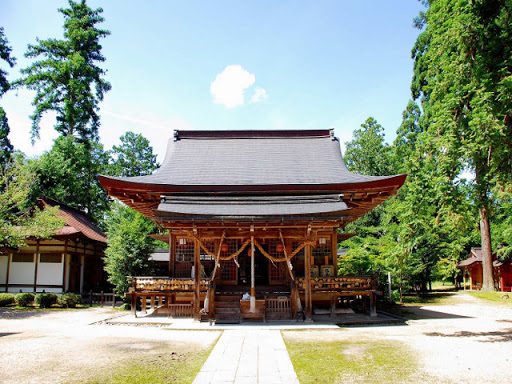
[
  {"xmin": 128, "ymin": 276, "xmax": 209, "ymax": 292},
  {"xmin": 295, "ymin": 275, "xmax": 375, "ymax": 292}
]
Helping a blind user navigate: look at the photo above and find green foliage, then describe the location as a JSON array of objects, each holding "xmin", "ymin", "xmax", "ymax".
[
  {"xmin": 0, "ymin": 27, "xmax": 16, "ymax": 95},
  {"xmin": 58, "ymin": 293, "xmax": 82, "ymax": 308},
  {"xmin": 15, "ymin": 292, "xmax": 35, "ymax": 307},
  {"xmin": 108, "ymin": 132, "xmax": 159, "ymax": 177},
  {"xmin": 0, "ymin": 293, "xmax": 15, "ymax": 307},
  {"xmin": 16, "ymin": 0, "xmax": 111, "ymax": 143},
  {"xmin": 344, "ymin": 117, "xmax": 396, "ymax": 177},
  {"xmin": 0, "ymin": 27, "xmax": 16, "ymax": 165},
  {"xmin": 35, "ymin": 292, "xmax": 58, "ymax": 308},
  {"xmin": 104, "ymin": 202, "xmax": 158, "ymax": 295},
  {"xmin": 0, "ymin": 152, "xmax": 64, "ymax": 250},
  {"xmin": 0, "ymin": 107, "xmax": 13, "ymax": 165},
  {"xmin": 30, "ymin": 135, "xmax": 109, "ymax": 224},
  {"xmin": 410, "ymin": 0, "xmax": 512, "ymax": 291}
]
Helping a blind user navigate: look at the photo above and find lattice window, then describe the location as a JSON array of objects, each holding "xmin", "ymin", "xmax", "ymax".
[
  {"xmin": 175, "ymin": 237, "xmax": 194, "ymax": 262},
  {"xmin": 200, "ymin": 240, "xmax": 215, "ymax": 261},
  {"xmin": 292, "ymin": 240, "xmax": 305, "ymax": 261},
  {"xmin": 313, "ymin": 237, "xmax": 332, "ymax": 264},
  {"xmin": 40, "ymin": 254, "xmax": 62, "ymax": 263},
  {"xmin": 12, "ymin": 254, "xmax": 33, "ymax": 263},
  {"xmin": 267, "ymin": 239, "xmax": 284, "ymax": 281},
  {"xmin": 220, "ymin": 239, "xmax": 238, "ymax": 281}
]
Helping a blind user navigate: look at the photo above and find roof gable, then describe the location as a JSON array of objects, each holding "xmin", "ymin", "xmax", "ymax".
[{"xmin": 38, "ymin": 197, "xmax": 107, "ymax": 244}]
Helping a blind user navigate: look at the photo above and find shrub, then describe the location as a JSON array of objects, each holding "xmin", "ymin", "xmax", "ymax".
[
  {"xmin": 15, "ymin": 292, "xmax": 35, "ymax": 307},
  {"xmin": 58, "ymin": 293, "xmax": 82, "ymax": 308},
  {"xmin": 0, "ymin": 293, "xmax": 15, "ymax": 307},
  {"xmin": 35, "ymin": 293, "xmax": 58, "ymax": 308}
]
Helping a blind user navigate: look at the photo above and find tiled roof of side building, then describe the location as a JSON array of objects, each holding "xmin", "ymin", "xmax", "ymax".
[
  {"xmin": 98, "ymin": 129, "xmax": 406, "ymax": 189},
  {"xmin": 38, "ymin": 197, "xmax": 107, "ymax": 244}
]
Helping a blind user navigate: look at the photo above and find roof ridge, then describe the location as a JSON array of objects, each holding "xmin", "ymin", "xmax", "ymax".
[{"xmin": 174, "ymin": 129, "xmax": 334, "ymax": 140}]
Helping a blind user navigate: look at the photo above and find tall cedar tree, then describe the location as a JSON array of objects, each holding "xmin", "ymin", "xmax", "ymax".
[
  {"xmin": 108, "ymin": 132, "xmax": 159, "ymax": 177},
  {"xmin": 411, "ymin": 0, "xmax": 512, "ymax": 291},
  {"xmin": 0, "ymin": 27, "xmax": 16, "ymax": 164},
  {"xmin": 17, "ymin": 0, "xmax": 111, "ymax": 143}
]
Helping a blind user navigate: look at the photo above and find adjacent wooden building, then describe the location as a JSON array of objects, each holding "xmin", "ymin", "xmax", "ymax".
[
  {"xmin": 459, "ymin": 247, "xmax": 512, "ymax": 292},
  {"xmin": 0, "ymin": 197, "xmax": 107, "ymax": 293},
  {"xmin": 99, "ymin": 129, "xmax": 406, "ymax": 321}
]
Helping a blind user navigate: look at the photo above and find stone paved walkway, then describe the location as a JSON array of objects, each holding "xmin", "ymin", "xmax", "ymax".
[{"xmin": 192, "ymin": 329, "xmax": 300, "ymax": 384}]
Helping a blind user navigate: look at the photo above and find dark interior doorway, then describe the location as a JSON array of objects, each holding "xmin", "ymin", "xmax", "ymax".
[{"xmin": 239, "ymin": 245, "xmax": 269, "ymax": 286}]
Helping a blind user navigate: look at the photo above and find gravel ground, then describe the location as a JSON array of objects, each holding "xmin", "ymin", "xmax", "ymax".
[
  {"xmin": 0, "ymin": 294, "xmax": 511, "ymax": 384},
  {"xmin": 0, "ymin": 308, "xmax": 220, "ymax": 384}
]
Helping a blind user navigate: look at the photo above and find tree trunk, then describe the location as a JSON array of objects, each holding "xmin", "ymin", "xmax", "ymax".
[{"xmin": 479, "ymin": 206, "xmax": 495, "ymax": 292}]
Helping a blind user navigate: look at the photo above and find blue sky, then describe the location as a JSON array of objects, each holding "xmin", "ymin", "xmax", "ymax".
[{"xmin": 1, "ymin": 1, "xmax": 425, "ymax": 162}]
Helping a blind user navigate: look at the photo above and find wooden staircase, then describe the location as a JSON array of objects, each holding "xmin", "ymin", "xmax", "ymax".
[{"xmin": 214, "ymin": 293, "xmax": 242, "ymax": 324}]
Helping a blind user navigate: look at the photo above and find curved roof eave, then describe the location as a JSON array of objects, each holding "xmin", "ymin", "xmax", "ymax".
[{"xmin": 98, "ymin": 173, "xmax": 407, "ymax": 194}]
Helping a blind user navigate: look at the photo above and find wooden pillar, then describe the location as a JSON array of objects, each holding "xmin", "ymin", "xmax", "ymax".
[
  {"xmin": 370, "ymin": 293, "xmax": 377, "ymax": 317},
  {"xmin": 169, "ymin": 233, "xmax": 176, "ymax": 277},
  {"xmin": 330, "ymin": 293, "xmax": 336, "ymax": 317},
  {"xmin": 34, "ymin": 241, "xmax": 40, "ymax": 292},
  {"xmin": 250, "ymin": 234, "xmax": 256, "ymax": 312},
  {"xmin": 5, "ymin": 253, "xmax": 11, "ymax": 292},
  {"xmin": 463, "ymin": 270, "xmax": 467, "ymax": 291},
  {"xmin": 469, "ymin": 269, "xmax": 473, "ymax": 290},
  {"xmin": 304, "ymin": 244, "xmax": 313, "ymax": 321},
  {"xmin": 193, "ymin": 238, "xmax": 201, "ymax": 320},
  {"xmin": 131, "ymin": 293, "xmax": 137, "ymax": 317},
  {"xmin": 332, "ymin": 230, "xmax": 338, "ymax": 277},
  {"xmin": 62, "ymin": 239, "xmax": 68, "ymax": 292}
]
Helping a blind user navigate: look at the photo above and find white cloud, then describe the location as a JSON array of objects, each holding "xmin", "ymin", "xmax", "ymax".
[
  {"xmin": 250, "ymin": 87, "xmax": 268, "ymax": 103},
  {"xmin": 210, "ymin": 65, "xmax": 256, "ymax": 108}
]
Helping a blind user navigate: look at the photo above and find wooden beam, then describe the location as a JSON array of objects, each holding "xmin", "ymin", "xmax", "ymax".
[
  {"xmin": 193, "ymin": 238, "xmax": 201, "ymax": 321},
  {"xmin": 332, "ymin": 230, "xmax": 338, "ymax": 277},
  {"xmin": 169, "ymin": 233, "xmax": 175, "ymax": 277},
  {"xmin": 5, "ymin": 253, "xmax": 11, "ymax": 292},
  {"xmin": 34, "ymin": 240, "xmax": 39, "ymax": 292},
  {"xmin": 62, "ymin": 240, "xmax": 68, "ymax": 292},
  {"xmin": 304, "ymin": 243, "xmax": 313, "ymax": 321}
]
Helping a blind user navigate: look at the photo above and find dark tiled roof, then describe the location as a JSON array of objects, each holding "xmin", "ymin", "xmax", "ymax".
[
  {"xmin": 156, "ymin": 194, "xmax": 348, "ymax": 219},
  {"xmin": 100, "ymin": 129, "xmax": 403, "ymax": 187},
  {"xmin": 39, "ymin": 197, "xmax": 107, "ymax": 244}
]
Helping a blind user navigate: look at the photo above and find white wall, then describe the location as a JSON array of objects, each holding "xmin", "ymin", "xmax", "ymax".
[
  {"xmin": 0, "ymin": 255, "xmax": 7, "ymax": 286},
  {"xmin": 10, "ymin": 258, "xmax": 35, "ymax": 287},
  {"xmin": 36, "ymin": 257, "xmax": 64, "ymax": 286}
]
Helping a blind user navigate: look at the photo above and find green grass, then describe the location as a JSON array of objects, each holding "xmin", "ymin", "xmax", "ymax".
[
  {"xmin": 85, "ymin": 335, "xmax": 219, "ymax": 384},
  {"xmin": 283, "ymin": 332, "xmax": 422, "ymax": 384},
  {"xmin": 468, "ymin": 291, "xmax": 512, "ymax": 305}
]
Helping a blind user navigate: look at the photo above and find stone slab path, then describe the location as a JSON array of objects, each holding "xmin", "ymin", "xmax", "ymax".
[{"xmin": 193, "ymin": 329, "xmax": 300, "ymax": 384}]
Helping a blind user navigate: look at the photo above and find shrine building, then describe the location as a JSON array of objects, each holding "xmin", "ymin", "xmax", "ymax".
[{"xmin": 98, "ymin": 129, "xmax": 406, "ymax": 322}]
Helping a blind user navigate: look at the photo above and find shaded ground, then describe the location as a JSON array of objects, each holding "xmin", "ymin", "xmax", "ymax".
[
  {"xmin": 284, "ymin": 292, "xmax": 512, "ymax": 383},
  {"xmin": 0, "ymin": 308, "xmax": 220, "ymax": 384}
]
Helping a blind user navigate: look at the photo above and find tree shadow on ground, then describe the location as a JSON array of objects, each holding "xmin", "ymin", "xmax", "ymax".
[
  {"xmin": 380, "ymin": 305, "xmax": 470, "ymax": 320},
  {"xmin": 0, "ymin": 309, "xmax": 50, "ymax": 320},
  {"xmin": 0, "ymin": 332, "xmax": 19, "ymax": 337},
  {"xmin": 424, "ymin": 328, "xmax": 512, "ymax": 343}
]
